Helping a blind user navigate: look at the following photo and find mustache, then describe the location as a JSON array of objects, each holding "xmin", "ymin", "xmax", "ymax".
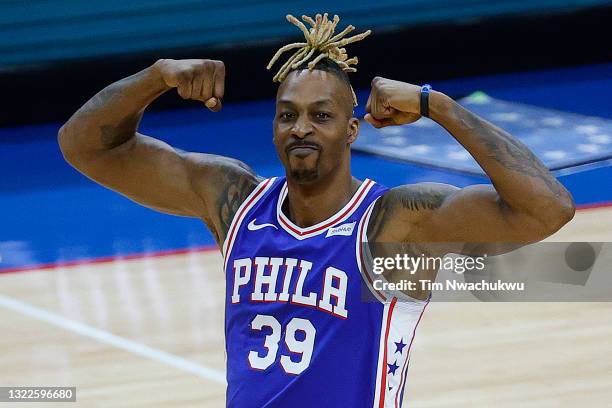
[{"xmin": 285, "ymin": 139, "xmax": 322, "ymax": 153}]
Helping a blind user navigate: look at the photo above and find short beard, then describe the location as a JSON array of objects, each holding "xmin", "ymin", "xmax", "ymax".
[
  {"xmin": 286, "ymin": 147, "xmax": 322, "ymax": 184},
  {"xmin": 290, "ymin": 168, "xmax": 319, "ymax": 184}
]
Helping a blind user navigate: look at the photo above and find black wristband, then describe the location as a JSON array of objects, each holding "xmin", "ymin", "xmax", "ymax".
[{"xmin": 420, "ymin": 84, "xmax": 432, "ymax": 117}]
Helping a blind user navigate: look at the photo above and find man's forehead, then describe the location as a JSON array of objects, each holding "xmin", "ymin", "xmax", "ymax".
[
  {"xmin": 276, "ymin": 70, "xmax": 349, "ymax": 107},
  {"xmin": 277, "ymin": 97, "xmax": 336, "ymax": 107}
]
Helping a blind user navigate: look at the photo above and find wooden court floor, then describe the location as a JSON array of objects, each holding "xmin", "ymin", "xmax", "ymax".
[{"xmin": 1, "ymin": 207, "xmax": 611, "ymax": 407}]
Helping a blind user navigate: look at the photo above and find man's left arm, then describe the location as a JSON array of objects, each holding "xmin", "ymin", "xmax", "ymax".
[{"xmin": 365, "ymin": 78, "xmax": 575, "ymax": 251}]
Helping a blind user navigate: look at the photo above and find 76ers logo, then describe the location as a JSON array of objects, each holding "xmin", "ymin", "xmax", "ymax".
[{"xmin": 231, "ymin": 257, "xmax": 348, "ymax": 319}]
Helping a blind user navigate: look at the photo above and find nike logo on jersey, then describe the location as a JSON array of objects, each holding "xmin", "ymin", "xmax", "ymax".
[
  {"xmin": 325, "ymin": 221, "xmax": 356, "ymax": 238},
  {"xmin": 247, "ymin": 219, "xmax": 278, "ymax": 231}
]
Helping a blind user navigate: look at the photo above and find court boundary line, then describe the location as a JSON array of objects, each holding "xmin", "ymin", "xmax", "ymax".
[
  {"xmin": 575, "ymin": 200, "xmax": 612, "ymax": 210},
  {"xmin": 0, "ymin": 244, "xmax": 219, "ymax": 274},
  {"xmin": 0, "ymin": 292, "xmax": 226, "ymax": 384},
  {"xmin": 1, "ymin": 202, "xmax": 610, "ymax": 275}
]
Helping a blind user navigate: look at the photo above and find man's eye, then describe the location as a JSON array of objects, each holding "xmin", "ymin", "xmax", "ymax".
[
  {"xmin": 279, "ymin": 112, "xmax": 295, "ymax": 120},
  {"xmin": 316, "ymin": 112, "xmax": 330, "ymax": 120}
]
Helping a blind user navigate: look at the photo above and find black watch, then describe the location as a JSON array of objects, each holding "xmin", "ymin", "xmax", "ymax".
[{"xmin": 420, "ymin": 84, "xmax": 432, "ymax": 117}]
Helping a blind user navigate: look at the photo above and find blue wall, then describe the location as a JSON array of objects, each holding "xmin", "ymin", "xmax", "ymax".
[{"xmin": 1, "ymin": 0, "xmax": 610, "ymax": 68}]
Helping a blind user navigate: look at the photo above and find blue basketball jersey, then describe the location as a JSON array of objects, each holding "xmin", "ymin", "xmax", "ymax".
[{"xmin": 222, "ymin": 177, "xmax": 429, "ymax": 408}]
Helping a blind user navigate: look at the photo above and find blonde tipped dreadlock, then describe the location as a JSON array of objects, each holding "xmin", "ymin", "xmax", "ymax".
[{"xmin": 266, "ymin": 13, "xmax": 371, "ymax": 106}]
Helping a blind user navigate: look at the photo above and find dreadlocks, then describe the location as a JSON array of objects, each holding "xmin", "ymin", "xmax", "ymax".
[{"xmin": 266, "ymin": 13, "xmax": 371, "ymax": 106}]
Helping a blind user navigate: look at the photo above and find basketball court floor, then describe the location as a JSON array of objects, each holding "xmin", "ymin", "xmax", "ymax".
[
  {"xmin": 1, "ymin": 207, "xmax": 611, "ymax": 407},
  {"xmin": 1, "ymin": 64, "xmax": 611, "ymax": 406}
]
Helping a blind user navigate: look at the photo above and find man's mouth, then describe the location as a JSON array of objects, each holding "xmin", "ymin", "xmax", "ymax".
[{"xmin": 287, "ymin": 143, "xmax": 320, "ymax": 157}]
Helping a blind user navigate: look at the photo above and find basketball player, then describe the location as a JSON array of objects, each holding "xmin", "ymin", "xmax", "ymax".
[{"xmin": 58, "ymin": 14, "xmax": 574, "ymax": 408}]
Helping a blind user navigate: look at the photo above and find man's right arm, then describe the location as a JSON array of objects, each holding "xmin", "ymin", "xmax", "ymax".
[{"xmin": 58, "ymin": 59, "xmax": 261, "ymax": 245}]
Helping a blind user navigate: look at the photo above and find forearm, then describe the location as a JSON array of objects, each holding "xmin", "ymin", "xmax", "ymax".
[
  {"xmin": 58, "ymin": 62, "xmax": 170, "ymax": 155},
  {"xmin": 428, "ymin": 91, "xmax": 575, "ymax": 225}
]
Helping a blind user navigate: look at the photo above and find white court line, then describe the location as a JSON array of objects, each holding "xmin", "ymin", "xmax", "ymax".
[{"xmin": 0, "ymin": 293, "xmax": 226, "ymax": 384}]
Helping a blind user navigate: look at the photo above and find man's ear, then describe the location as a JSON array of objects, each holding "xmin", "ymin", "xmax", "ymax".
[{"xmin": 347, "ymin": 117, "xmax": 360, "ymax": 144}]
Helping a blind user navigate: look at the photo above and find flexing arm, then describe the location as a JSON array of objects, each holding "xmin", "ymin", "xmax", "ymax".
[
  {"xmin": 58, "ymin": 59, "xmax": 260, "ymax": 244},
  {"xmin": 364, "ymin": 77, "xmax": 575, "ymax": 254}
]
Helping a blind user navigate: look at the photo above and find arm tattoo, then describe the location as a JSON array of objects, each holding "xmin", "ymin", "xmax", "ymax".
[
  {"xmin": 100, "ymin": 114, "xmax": 141, "ymax": 149},
  {"xmin": 367, "ymin": 184, "xmax": 447, "ymax": 242},
  {"xmin": 169, "ymin": 150, "xmax": 259, "ymax": 244},
  {"xmin": 74, "ymin": 69, "xmax": 163, "ymax": 150},
  {"xmin": 215, "ymin": 165, "xmax": 260, "ymax": 243},
  {"xmin": 367, "ymin": 186, "xmax": 441, "ymax": 298},
  {"xmin": 395, "ymin": 186, "xmax": 446, "ymax": 211},
  {"xmin": 451, "ymin": 103, "xmax": 565, "ymax": 197},
  {"xmin": 482, "ymin": 135, "xmax": 564, "ymax": 196},
  {"xmin": 78, "ymin": 84, "xmax": 123, "ymax": 115},
  {"xmin": 367, "ymin": 195, "xmax": 389, "ymax": 242}
]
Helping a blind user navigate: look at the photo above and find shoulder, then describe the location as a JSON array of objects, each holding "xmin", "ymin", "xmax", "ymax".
[
  {"xmin": 374, "ymin": 182, "xmax": 458, "ymax": 217},
  {"xmin": 367, "ymin": 182, "xmax": 458, "ymax": 242},
  {"xmin": 382, "ymin": 182, "xmax": 458, "ymax": 210},
  {"xmin": 184, "ymin": 152, "xmax": 263, "ymax": 244}
]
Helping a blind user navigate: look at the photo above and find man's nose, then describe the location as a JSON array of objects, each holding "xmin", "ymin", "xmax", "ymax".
[{"xmin": 291, "ymin": 116, "xmax": 313, "ymax": 139}]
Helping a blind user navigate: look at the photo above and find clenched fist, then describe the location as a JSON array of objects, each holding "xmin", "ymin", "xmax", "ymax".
[
  {"xmin": 154, "ymin": 59, "xmax": 225, "ymax": 112},
  {"xmin": 364, "ymin": 77, "xmax": 422, "ymax": 128}
]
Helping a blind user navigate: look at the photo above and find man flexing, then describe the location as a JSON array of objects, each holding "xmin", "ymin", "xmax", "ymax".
[{"xmin": 58, "ymin": 13, "xmax": 574, "ymax": 407}]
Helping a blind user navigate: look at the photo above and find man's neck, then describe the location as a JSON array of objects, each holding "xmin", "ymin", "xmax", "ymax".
[{"xmin": 284, "ymin": 168, "xmax": 361, "ymax": 228}]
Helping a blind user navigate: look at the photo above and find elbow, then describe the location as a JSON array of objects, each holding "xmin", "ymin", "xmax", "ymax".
[
  {"xmin": 57, "ymin": 123, "xmax": 79, "ymax": 165},
  {"xmin": 549, "ymin": 202, "xmax": 575, "ymax": 233},
  {"xmin": 556, "ymin": 197, "xmax": 576, "ymax": 228},
  {"xmin": 57, "ymin": 124, "xmax": 71, "ymax": 160},
  {"xmin": 537, "ymin": 194, "xmax": 576, "ymax": 237},
  {"xmin": 518, "ymin": 189, "xmax": 576, "ymax": 242},
  {"xmin": 57, "ymin": 124, "xmax": 67, "ymax": 149},
  {"xmin": 554, "ymin": 187, "xmax": 576, "ymax": 228}
]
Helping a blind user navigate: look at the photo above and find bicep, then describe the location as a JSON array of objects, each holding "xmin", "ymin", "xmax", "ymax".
[
  {"xmin": 70, "ymin": 133, "xmax": 259, "ymax": 226},
  {"xmin": 71, "ymin": 133, "xmax": 203, "ymax": 217},
  {"xmin": 373, "ymin": 183, "xmax": 543, "ymax": 255},
  {"xmin": 425, "ymin": 184, "xmax": 546, "ymax": 253}
]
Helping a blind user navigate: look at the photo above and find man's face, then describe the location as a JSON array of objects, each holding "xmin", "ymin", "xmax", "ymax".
[{"xmin": 273, "ymin": 69, "xmax": 359, "ymax": 184}]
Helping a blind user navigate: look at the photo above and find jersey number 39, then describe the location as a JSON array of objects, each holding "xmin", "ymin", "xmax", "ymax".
[{"xmin": 248, "ymin": 314, "xmax": 316, "ymax": 375}]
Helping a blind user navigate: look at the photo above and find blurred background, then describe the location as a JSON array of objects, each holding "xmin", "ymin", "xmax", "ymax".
[
  {"xmin": 1, "ymin": 0, "xmax": 611, "ymax": 268},
  {"xmin": 2, "ymin": 0, "xmax": 612, "ymax": 125},
  {"xmin": 1, "ymin": 1, "xmax": 611, "ymax": 406}
]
